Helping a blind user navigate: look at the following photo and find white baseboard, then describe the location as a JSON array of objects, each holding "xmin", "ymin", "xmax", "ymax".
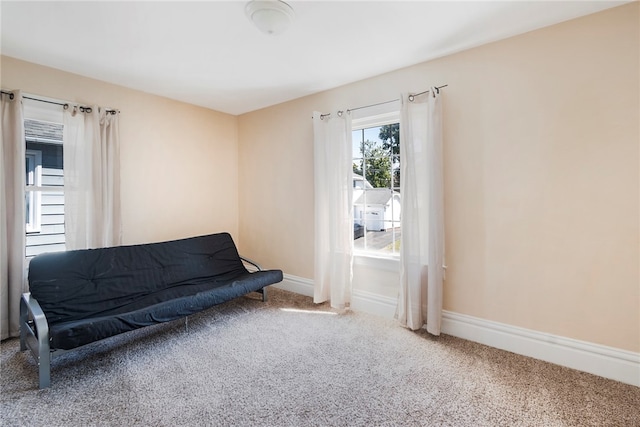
[
  {"xmin": 441, "ymin": 311, "xmax": 640, "ymax": 387},
  {"xmin": 272, "ymin": 274, "xmax": 640, "ymax": 387},
  {"xmin": 273, "ymin": 274, "xmax": 314, "ymax": 297}
]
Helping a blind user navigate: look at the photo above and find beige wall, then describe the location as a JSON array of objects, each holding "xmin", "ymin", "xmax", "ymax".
[
  {"xmin": 2, "ymin": 4, "xmax": 637, "ymax": 353},
  {"xmin": 1, "ymin": 56, "xmax": 240, "ymax": 245},
  {"xmin": 238, "ymin": 3, "xmax": 639, "ymax": 352}
]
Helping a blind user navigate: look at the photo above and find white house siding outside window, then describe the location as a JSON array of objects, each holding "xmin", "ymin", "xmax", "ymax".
[
  {"xmin": 24, "ymin": 103, "xmax": 66, "ymax": 259},
  {"xmin": 352, "ymin": 112, "xmax": 401, "ymax": 256}
]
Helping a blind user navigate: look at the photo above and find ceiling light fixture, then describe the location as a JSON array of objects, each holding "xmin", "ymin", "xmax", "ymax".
[{"xmin": 245, "ymin": 0, "xmax": 295, "ymax": 36}]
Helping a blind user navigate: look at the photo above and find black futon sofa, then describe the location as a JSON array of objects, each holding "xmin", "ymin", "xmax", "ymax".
[{"xmin": 20, "ymin": 232, "xmax": 283, "ymax": 388}]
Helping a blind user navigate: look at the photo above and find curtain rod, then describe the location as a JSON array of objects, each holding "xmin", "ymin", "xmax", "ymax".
[
  {"xmin": 348, "ymin": 84, "xmax": 448, "ymax": 114},
  {"xmin": 318, "ymin": 84, "xmax": 448, "ymax": 120},
  {"xmin": 1, "ymin": 90, "xmax": 119, "ymax": 115}
]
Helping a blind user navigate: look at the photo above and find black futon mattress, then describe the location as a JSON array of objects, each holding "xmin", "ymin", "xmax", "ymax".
[{"xmin": 28, "ymin": 233, "xmax": 282, "ymax": 350}]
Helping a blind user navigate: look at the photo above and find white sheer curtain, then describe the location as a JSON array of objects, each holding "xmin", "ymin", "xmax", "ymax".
[
  {"xmin": 1, "ymin": 90, "xmax": 26, "ymax": 339},
  {"xmin": 396, "ymin": 88, "xmax": 444, "ymax": 334},
  {"xmin": 63, "ymin": 106, "xmax": 122, "ymax": 250},
  {"xmin": 312, "ymin": 111, "xmax": 353, "ymax": 308}
]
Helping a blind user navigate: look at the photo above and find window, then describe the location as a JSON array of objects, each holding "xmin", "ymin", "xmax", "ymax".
[
  {"xmin": 25, "ymin": 149, "xmax": 43, "ymax": 233},
  {"xmin": 24, "ymin": 103, "xmax": 66, "ymax": 259},
  {"xmin": 352, "ymin": 112, "xmax": 401, "ymax": 256}
]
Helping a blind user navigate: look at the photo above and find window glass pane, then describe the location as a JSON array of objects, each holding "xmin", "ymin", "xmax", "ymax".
[
  {"xmin": 392, "ymin": 155, "xmax": 400, "ymax": 190},
  {"xmin": 26, "ymin": 154, "xmax": 35, "ymax": 185},
  {"xmin": 352, "ymin": 121, "xmax": 400, "ymax": 255},
  {"xmin": 363, "ymin": 127, "xmax": 382, "ymax": 151},
  {"xmin": 25, "ymin": 189, "xmax": 66, "ymax": 256},
  {"xmin": 26, "ymin": 143, "xmax": 63, "ymax": 182},
  {"xmin": 352, "ymin": 129, "xmax": 363, "ymax": 159},
  {"xmin": 25, "ymin": 190, "xmax": 33, "ymax": 229}
]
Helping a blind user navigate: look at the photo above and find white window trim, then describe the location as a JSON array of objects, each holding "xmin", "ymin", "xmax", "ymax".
[{"xmin": 352, "ymin": 110, "xmax": 400, "ymax": 130}]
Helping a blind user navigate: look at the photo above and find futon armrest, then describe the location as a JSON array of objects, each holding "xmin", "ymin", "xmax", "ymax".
[
  {"xmin": 19, "ymin": 292, "xmax": 52, "ymax": 388},
  {"xmin": 240, "ymin": 256, "xmax": 269, "ymax": 302},
  {"xmin": 240, "ymin": 256, "xmax": 262, "ymax": 271},
  {"xmin": 20, "ymin": 293, "xmax": 49, "ymax": 342}
]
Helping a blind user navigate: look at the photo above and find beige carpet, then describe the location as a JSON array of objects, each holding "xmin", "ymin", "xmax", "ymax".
[{"xmin": 1, "ymin": 288, "xmax": 638, "ymax": 426}]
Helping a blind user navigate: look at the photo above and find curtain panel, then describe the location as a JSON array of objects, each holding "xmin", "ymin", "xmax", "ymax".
[
  {"xmin": 312, "ymin": 111, "xmax": 353, "ymax": 309},
  {"xmin": 396, "ymin": 89, "xmax": 444, "ymax": 334},
  {"xmin": 1, "ymin": 90, "xmax": 26, "ymax": 339},
  {"xmin": 63, "ymin": 107, "xmax": 122, "ymax": 250}
]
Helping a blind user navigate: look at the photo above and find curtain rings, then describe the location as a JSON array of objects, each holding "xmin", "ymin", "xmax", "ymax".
[
  {"xmin": 66, "ymin": 104, "xmax": 93, "ymax": 115},
  {"xmin": 0, "ymin": 91, "xmax": 15, "ymax": 100},
  {"xmin": 320, "ymin": 110, "xmax": 343, "ymax": 120}
]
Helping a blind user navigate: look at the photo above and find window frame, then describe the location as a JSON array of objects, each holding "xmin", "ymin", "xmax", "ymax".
[{"xmin": 23, "ymin": 97, "xmax": 66, "ymax": 259}]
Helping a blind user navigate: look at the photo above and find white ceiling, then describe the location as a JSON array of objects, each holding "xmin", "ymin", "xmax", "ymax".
[{"xmin": 1, "ymin": 1, "xmax": 627, "ymax": 115}]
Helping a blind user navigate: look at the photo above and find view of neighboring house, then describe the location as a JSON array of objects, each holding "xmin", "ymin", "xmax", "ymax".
[
  {"xmin": 24, "ymin": 119, "xmax": 65, "ymax": 258},
  {"xmin": 354, "ymin": 188, "xmax": 401, "ymax": 232},
  {"xmin": 353, "ymin": 173, "xmax": 401, "ymax": 232}
]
